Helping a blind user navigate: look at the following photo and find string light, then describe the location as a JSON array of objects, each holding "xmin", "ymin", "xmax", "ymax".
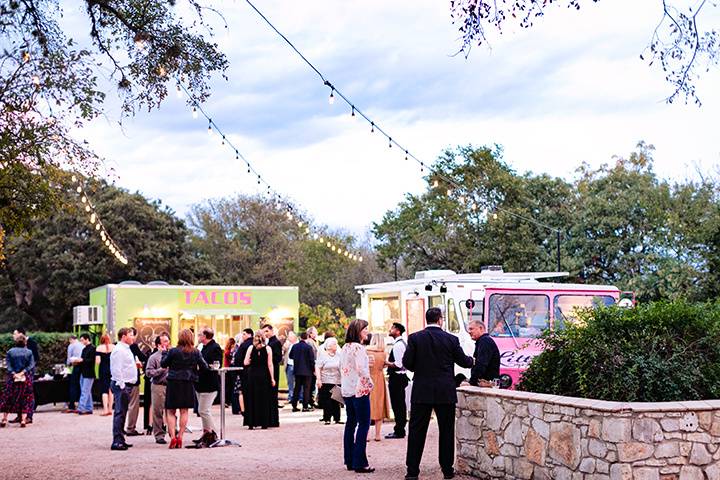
[
  {"xmin": 32, "ymin": 75, "xmax": 40, "ymax": 86},
  {"xmin": 175, "ymin": 80, "xmax": 364, "ymax": 263},
  {"xmin": 328, "ymin": 88, "xmax": 335, "ymax": 105},
  {"xmin": 71, "ymin": 175, "xmax": 129, "ymax": 265},
  {"xmin": 176, "ymin": 84, "xmax": 183, "ymax": 98}
]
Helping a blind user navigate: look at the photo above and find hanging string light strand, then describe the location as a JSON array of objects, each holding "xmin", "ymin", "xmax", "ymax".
[
  {"xmin": 242, "ymin": 0, "xmax": 562, "ymax": 268},
  {"xmin": 71, "ymin": 175, "xmax": 129, "ymax": 265},
  {"xmin": 177, "ymin": 82, "xmax": 364, "ymax": 263}
]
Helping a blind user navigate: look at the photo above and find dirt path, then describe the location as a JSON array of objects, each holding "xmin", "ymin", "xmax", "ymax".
[{"xmin": 0, "ymin": 404, "xmax": 475, "ymax": 480}]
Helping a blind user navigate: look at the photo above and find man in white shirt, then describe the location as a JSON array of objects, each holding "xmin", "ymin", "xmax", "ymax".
[
  {"xmin": 384, "ymin": 322, "xmax": 408, "ymax": 439},
  {"xmin": 64, "ymin": 335, "xmax": 84, "ymax": 412},
  {"xmin": 110, "ymin": 328, "xmax": 139, "ymax": 451}
]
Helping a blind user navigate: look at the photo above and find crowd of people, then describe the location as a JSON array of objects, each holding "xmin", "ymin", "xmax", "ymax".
[{"xmin": 2, "ymin": 308, "xmax": 503, "ymax": 479}]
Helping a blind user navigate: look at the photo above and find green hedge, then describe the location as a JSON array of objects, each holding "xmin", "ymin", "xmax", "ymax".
[
  {"xmin": 517, "ymin": 301, "xmax": 720, "ymax": 402},
  {"xmin": 0, "ymin": 332, "xmax": 74, "ymax": 376}
]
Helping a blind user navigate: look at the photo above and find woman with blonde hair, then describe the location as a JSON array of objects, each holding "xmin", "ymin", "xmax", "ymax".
[
  {"xmin": 366, "ymin": 333, "xmax": 390, "ymax": 442},
  {"xmin": 95, "ymin": 333, "xmax": 114, "ymax": 416},
  {"xmin": 243, "ymin": 331, "xmax": 275, "ymax": 429},
  {"xmin": 161, "ymin": 329, "xmax": 208, "ymax": 448}
]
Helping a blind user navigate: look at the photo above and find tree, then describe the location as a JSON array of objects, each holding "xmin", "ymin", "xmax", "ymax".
[
  {"xmin": 0, "ymin": 179, "xmax": 213, "ymax": 331},
  {"xmin": 0, "ymin": 1, "xmax": 227, "ymax": 255},
  {"xmin": 188, "ymin": 195, "xmax": 389, "ymax": 315},
  {"xmin": 373, "ymin": 145, "xmax": 573, "ymax": 275},
  {"xmin": 449, "ymin": 0, "xmax": 719, "ymax": 104}
]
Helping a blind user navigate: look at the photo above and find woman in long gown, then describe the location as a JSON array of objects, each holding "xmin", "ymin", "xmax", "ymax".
[
  {"xmin": 95, "ymin": 333, "xmax": 114, "ymax": 416},
  {"xmin": 366, "ymin": 333, "xmax": 390, "ymax": 442},
  {"xmin": 243, "ymin": 331, "xmax": 275, "ymax": 429}
]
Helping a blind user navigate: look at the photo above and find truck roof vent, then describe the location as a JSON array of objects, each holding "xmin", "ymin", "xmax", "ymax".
[
  {"xmin": 414, "ymin": 270, "xmax": 456, "ymax": 280},
  {"xmin": 480, "ymin": 265, "xmax": 504, "ymax": 273},
  {"xmin": 119, "ymin": 280, "xmax": 142, "ymax": 285},
  {"xmin": 147, "ymin": 280, "xmax": 169, "ymax": 286}
]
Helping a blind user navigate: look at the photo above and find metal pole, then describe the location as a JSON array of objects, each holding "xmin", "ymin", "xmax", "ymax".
[
  {"xmin": 556, "ymin": 230, "xmax": 561, "ymax": 272},
  {"xmin": 219, "ymin": 369, "xmax": 226, "ymax": 439}
]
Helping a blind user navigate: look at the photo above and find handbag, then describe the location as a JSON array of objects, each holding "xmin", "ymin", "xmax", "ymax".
[
  {"xmin": 13, "ymin": 372, "xmax": 26, "ymax": 383},
  {"xmin": 330, "ymin": 385, "xmax": 344, "ymax": 406}
]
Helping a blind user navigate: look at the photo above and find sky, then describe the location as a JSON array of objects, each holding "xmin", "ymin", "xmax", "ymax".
[{"xmin": 72, "ymin": 0, "xmax": 720, "ymax": 237}]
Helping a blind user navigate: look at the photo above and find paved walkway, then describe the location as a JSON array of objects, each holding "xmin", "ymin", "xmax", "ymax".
[{"xmin": 0, "ymin": 404, "xmax": 474, "ymax": 480}]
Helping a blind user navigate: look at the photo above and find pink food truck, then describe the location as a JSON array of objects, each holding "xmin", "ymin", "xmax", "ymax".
[{"xmin": 355, "ymin": 266, "xmax": 625, "ymax": 388}]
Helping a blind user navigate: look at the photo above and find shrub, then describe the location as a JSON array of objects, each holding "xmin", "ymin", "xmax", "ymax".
[
  {"xmin": 0, "ymin": 331, "xmax": 74, "ymax": 376},
  {"xmin": 517, "ymin": 301, "xmax": 720, "ymax": 402}
]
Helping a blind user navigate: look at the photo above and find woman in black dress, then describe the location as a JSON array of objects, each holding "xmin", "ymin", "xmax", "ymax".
[
  {"xmin": 95, "ymin": 333, "xmax": 114, "ymax": 416},
  {"xmin": 161, "ymin": 328, "xmax": 208, "ymax": 448},
  {"xmin": 243, "ymin": 331, "xmax": 275, "ymax": 429}
]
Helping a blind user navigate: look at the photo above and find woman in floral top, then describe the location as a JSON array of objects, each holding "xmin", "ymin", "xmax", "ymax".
[{"xmin": 340, "ymin": 319, "xmax": 374, "ymax": 473}]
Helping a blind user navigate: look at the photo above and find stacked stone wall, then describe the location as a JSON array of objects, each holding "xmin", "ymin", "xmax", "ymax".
[{"xmin": 455, "ymin": 387, "xmax": 720, "ymax": 480}]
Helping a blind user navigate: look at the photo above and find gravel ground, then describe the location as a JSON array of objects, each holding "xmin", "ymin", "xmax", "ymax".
[{"xmin": 0, "ymin": 403, "xmax": 475, "ymax": 480}]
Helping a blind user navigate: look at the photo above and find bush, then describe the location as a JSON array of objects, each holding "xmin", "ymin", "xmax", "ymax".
[
  {"xmin": 0, "ymin": 331, "xmax": 74, "ymax": 376},
  {"xmin": 517, "ymin": 301, "xmax": 720, "ymax": 402}
]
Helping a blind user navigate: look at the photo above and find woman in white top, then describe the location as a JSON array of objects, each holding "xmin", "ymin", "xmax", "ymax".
[
  {"xmin": 316, "ymin": 338, "xmax": 342, "ymax": 424},
  {"xmin": 340, "ymin": 320, "xmax": 374, "ymax": 474}
]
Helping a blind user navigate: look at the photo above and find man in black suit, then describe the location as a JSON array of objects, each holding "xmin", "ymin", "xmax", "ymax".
[
  {"xmin": 467, "ymin": 320, "xmax": 501, "ymax": 386},
  {"xmin": 403, "ymin": 307, "xmax": 474, "ymax": 480},
  {"xmin": 289, "ymin": 331, "xmax": 315, "ymax": 412},
  {"xmin": 262, "ymin": 324, "xmax": 282, "ymax": 427}
]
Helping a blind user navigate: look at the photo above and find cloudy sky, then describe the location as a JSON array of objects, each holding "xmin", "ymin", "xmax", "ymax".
[{"xmin": 75, "ymin": 0, "xmax": 720, "ymax": 237}]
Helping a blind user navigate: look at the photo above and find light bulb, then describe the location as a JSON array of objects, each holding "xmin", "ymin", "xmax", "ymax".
[
  {"xmin": 71, "ymin": 175, "xmax": 77, "ymax": 183},
  {"xmin": 388, "ymin": 138, "xmax": 392, "ymax": 148},
  {"xmin": 313, "ymin": 233, "xmax": 318, "ymax": 240},
  {"xmin": 22, "ymin": 51, "xmax": 30, "ymax": 62},
  {"xmin": 359, "ymin": 256, "xmax": 363, "ymax": 262},
  {"xmin": 207, "ymin": 124, "xmax": 212, "ymax": 135},
  {"xmin": 447, "ymin": 189, "xmax": 452, "ymax": 196},
  {"xmin": 105, "ymin": 240, "xmax": 110, "ymax": 246},
  {"xmin": 331, "ymin": 245, "xmax": 336, "ymax": 252},
  {"xmin": 351, "ymin": 106, "xmax": 355, "ymax": 117},
  {"xmin": 433, "ymin": 180, "xmax": 439, "ymax": 188},
  {"xmin": 85, "ymin": 205, "xmax": 91, "ymax": 212},
  {"xmin": 493, "ymin": 213, "xmax": 498, "ymax": 220},
  {"xmin": 176, "ymin": 84, "xmax": 182, "ymax": 98},
  {"xmin": 370, "ymin": 122, "xmax": 374, "ymax": 133},
  {"xmin": 329, "ymin": 89, "xmax": 335, "ymax": 105},
  {"xmin": 90, "ymin": 213, "xmax": 96, "ymax": 223},
  {"xmin": 459, "ymin": 196, "xmax": 466, "ymax": 204},
  {"xmin": 95, "ymin": 224, "xmax": 101, "ymax": 231},
  {"xmin": 405, "ymin": 150, "xmax": 409, "ymax": 161},
  {"xmin": 76, "ymin": 186, "xmax": 82, "ymax": 193},
  {"xmin": 158, "ymin": 65, "xmax": 167, "ymax": 77},
  {"xmin": 318, "ymin": 237, "xmax": 324, "ymax": 243},
  {"xmin": 326, "ymin": 241, "xmax": 331, "ymax": 248},
  {"xmin": 297, "ymin": 221, "xmax": 303, "ymax": 228},
  {"xmin": 81, "ymin": 196, "xmax": 87, "ymax": 203},
  {"xmin": 471, "ymin": 203, "xmax": 477, "ymax": 211},
  {"xmin": 286, "ymin": 212, "xmax": 292, "ymax": 219},
  {"xmin": 32, "ymin": 75, "xmax": 40, "ymax": 86},
  {"xmin": 305, "ymin": 227, "xmax": 310, "ymax": 234},
  {"xmin": 192, "ymin": 107, "xmax": 198, "ymax": 119}
]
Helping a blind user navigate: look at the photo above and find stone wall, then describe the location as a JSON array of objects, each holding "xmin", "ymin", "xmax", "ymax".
[{"xmin": 455, "ymin": 386, "xmax": 720, "ymax": 480}]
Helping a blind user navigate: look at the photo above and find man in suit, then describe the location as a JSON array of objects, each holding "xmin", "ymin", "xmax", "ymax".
[
  {"xmin": 289, "ymin": 331, "xmax": 315, "ymax": 412},
  {"xmin": 234, "ymin": 328, "xmax": 254, "ymax": 415},
  {"xmin": 403, "ymin": 307, "xmax": 474, "ymax": 480},
  {"xmin": 262, "ymin": 324, "xmax": 282, "ymax": 426},
  {"xmin": 467, "ymin": 320, "xmax": 501, "ymax": 386}
]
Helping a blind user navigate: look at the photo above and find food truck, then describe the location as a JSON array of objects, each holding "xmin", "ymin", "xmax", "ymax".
[
  {"xmin": 78, "ymin": 282, "xmax": 299, "ymax": 352},
  {"xmin": 355, "ymin": 267, "xmax": 622, "ymax": 388}
]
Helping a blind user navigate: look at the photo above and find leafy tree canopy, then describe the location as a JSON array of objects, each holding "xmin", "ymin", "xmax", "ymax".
[
  {"xmin": 0, "ymin": 178, "xmax": 214, "ymax": 331},
  {"xmin": 0, "ymin": 0, "xmax": 227, "ymax": 255},
  {"xmin": 449, "ymin": 0, "xmax": 719, "ymax": 104}
]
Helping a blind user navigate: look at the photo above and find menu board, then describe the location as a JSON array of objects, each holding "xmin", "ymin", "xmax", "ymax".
[
  {"xmin": 405, "ymin": 298, "xmax": 426, "ymax": 334},
  {"xmin": 133, "ymin": 317, "xmax": 172, "ymax": 353}
]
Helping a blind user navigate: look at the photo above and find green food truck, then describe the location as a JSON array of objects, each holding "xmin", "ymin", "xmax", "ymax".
[{"xmin": 81, "ymin": 282, "xmax": 299, "ymax": 352}]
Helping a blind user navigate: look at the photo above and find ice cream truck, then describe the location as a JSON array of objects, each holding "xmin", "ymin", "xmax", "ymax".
[{"xmin": 355, "ymin": 266, "xmax": 622, "ymax": 388}]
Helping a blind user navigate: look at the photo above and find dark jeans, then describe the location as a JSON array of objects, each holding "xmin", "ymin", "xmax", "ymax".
[
  {"xmin": 388, "ymin": 372, "xmax": 408, "ymax": 436},
  {"xmin": 68, "ymin": 368, "xmax": 81, "ymax": 409},
  {"xmin": 111, "ymin": 382, "xmax": 132, "ymax": 447},
  {"xmin": 343, "ymin": 395, "xmax": 370, "ymax": 470},
  {"xmin": 406, "ymin": 403, "xmax": 456, "ymax": 477},
  {"xmin": 292, "ymin": 375, "xmax": 312, "ymax": 409},
  {"xmin": 318, "ymin": 383, "xmax": 341, "ymax": 422}
]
